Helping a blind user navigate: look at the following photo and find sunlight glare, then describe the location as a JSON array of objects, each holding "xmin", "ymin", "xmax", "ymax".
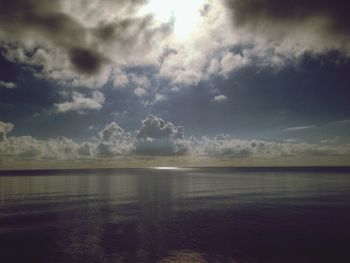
[
  {"xmin": 144, "ymin": 0, "xmax": 206, "ymax": 39},
  {"xmin": 154, "ymin": 167, "xmax": 180, "ymax": 170}
]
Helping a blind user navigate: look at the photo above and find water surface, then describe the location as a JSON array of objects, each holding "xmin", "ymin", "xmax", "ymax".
[{"xmin": 1, "ymin": 167, "xmax": 350, "ymax": 262}]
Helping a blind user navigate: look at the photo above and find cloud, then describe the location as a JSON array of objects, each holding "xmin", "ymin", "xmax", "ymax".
[
  {"xmin": 0, "ymin": 0, "xmax": 105, "ymax": 74},
  {"xmin": 0, "ymin": 121, "xmax": 14, "ymax": 141},
  {"xmin": 112, "ymin": 69, "xmax": 130, "ymax": 88},
  {"xmin": 134, "ymin": 87, "xmax": 147, "ymax": 97},
  {"xmin": 134, "ymin": 115, "xmax": 187, "ymax": 155},
  {"xmin": 212, "ymin": 94, "xmax": 228, "ymax": 103},
  {"xmin": 153, "ymin": 93, "xmax": 167, "ymax": 104},
  {"xmin": 183, "ymin": 135, "xmax": 350, "ymax": 159},
  {"xmin": 98, "ymin": 122, "xmax": 131, "ymax": 143},
  {"xmin": 199, "ymin": 135, "xmax": 254, "ymax": 158},
  {"xmin": 130, "ymin": 74, "xmax": 151, "ymax": 89},
  {"xmin": 0, "ymin": 0, "xmax": 170, "ymax": 87},
  {"xmin": 78, "ymin": 142, "xmax": 93, "ymax": 157},
  {"xmin": 94, "ymin": 122, "xmax": 134, "ymax": 157},
  {"xmin": 0, "ymin": 136, "xmax": 79, "ymax": 161},
  {"xmin": 329, "ymin": 119, "xmax": 350, "ymax": 125},
  {"xmin": 0, "ymin": 81, "xmax": 16, "ymax": 89},
  {"xmin": 219, "ymin": 52, "xmax": 248, "ymax": 77},
  {"xmin": 136, "ymin": 114, "xmax": 184, "ymax": 140},
  {"xmin": 0, "ymin": 120, "xmax": 133, "ymax": 161},
  {"xmin": 68, "ymin": 47, "xmax": 105, "ymax": 75},
  {"xmin": 284, "ymin": 125, "xmax": 315, "ymax": 132},
  {"xmin": 0, "ymin": 0, "xmax": 250, "ymax": 91},
  {"xmin": 159, "ymin": 50, "xmax": 207, "ymax": 86},
  {"xmin": 1, "ymin": 0, "xmax": 348, "ymax": 99},
  {"xmin": 1, "ymin": 117, "xmax": 350, "ymax": 163},
  {"xmin": 134, "ymin": 138, "xmax": 188, "ymax": 156},
  {"xmin": 55, "ymin": 91, "xmax": 105, "ymax": 113},
  {"xmin": 224, "ymin": 0, "xmax": 350, "ymax": 54},
  {"xmin": 225, "ymin": 0, "xmax": 350, "ymax": 34}
]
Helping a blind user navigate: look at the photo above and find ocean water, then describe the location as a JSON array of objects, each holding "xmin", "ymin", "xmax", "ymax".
[{"xmin": 1, "ymin": 167, "xmax": 350, "ymax": 263}]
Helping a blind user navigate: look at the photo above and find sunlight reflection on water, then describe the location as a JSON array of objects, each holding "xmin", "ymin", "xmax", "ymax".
[{"xmin": 153, "ymin": 167, "xmax": 181, "ymax": 170}]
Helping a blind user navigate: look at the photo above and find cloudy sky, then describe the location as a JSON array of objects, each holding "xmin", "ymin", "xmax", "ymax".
[{"xmin": 0, "ymin": 0, "xmax": 350, "ymax": 168}]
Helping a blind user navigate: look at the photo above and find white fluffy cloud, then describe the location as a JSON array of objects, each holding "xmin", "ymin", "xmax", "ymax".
[
  {"xmin": 0, "ymin": 81, "xmax": 16, "ymax": 89},
  {"xmin": 212, "ymin": 94, "xmax": 228, "ymax": 103},
  {"xmin": 0, "ymin": 136, "xmax": 79, "ymax": 161},
  {"xmin": 134, "ymin": 87, "xmax": 147, "ymax": 97},
  {"xmin": 55, "ymin": 91, "xmax": 105, "ymax": 113},
  {"xmin": 182, "ymin": 135, "xmax": 350, "ymax": 159},
  {"xmin": 219, "ymin": 52, "xmax": 248, "ymax": 77},
  {"xmin": 134, "ymin": 115, "xmax": 186, "ymax": 155},
  {"xmin": 94, "ymin": 122, "xmax": 134, "ymax": 157},
  {"xmin": 0, "ymin": 122, "xmax": 133, "ymax": 161},
  {"xmin": 0, "ymin": 121, "xmax": 14, "ymax": 141},
  {"xmin": 136, "ymin": 114, "xmax": 184, "ymax": 140},
  {"xmin": 1, "ymin": 117, "xmax": 350, "ymax": 163}
]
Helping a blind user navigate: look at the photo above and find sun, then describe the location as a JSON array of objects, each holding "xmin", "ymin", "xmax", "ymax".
[{"xmin": 144, "ymin": 0, "xmax": 206, "ymax": 39}]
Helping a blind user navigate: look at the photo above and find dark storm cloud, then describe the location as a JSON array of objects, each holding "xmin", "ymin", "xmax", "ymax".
[
  {"xmin": 69, "ymin": 47, "xmax": 104, "ymax": 75},
  {"xmin": 0, "ymin": 0, "xmax": 83, "ymax": 42},
  {"xmin": 225, "ymin": 0, "xmax": 350, "ymax": 31},
  {"xmin": 0, "ymin": 0, "xmax": 165, "ymax": 76},
  {"xmin": 224, "ymin": 0, "xmax": 350, "ymax": 50},
  {"xmin": 0, "ymin": 0, "xmax": 103, "ymax": 74}
]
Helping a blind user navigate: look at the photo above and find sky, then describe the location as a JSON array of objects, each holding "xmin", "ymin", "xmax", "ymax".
[{"xmin": 0, "ymin": 0, "xmax": 350, "ymax": 169}]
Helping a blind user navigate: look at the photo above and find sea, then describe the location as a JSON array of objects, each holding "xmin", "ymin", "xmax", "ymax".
[{"xmin": 1, "ymin": 167, "xmax": 350, "ymax": 263}]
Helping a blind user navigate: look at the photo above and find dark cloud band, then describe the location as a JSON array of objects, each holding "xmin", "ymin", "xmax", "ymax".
[
  {"xmin": 225, "ymin": 0, "xmax": 350, "ymax": 30},
  {"xmin": 225, "ymin": 0, "xmax": 350, "ymax": 50}
]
